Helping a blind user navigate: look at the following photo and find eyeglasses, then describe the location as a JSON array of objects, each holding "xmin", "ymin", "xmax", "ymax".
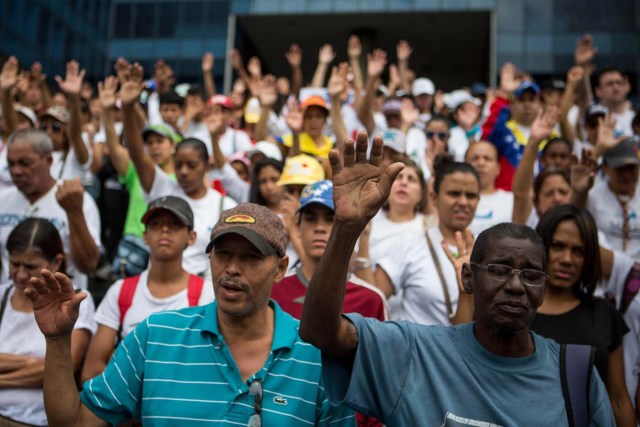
[
  {"xmin": 471, "ymin": 262, "xmax": 548, "ymax": 287},
  {"xmin": 248, "ymin": 379, "xmax": 263, "ymax": 427},
  {"xmin": 426, "ymin": 131, "xmax": 447, "ymax": 140},
  {"xmin": 39, "ymin": 122, "xmax": 64, "ymax": 133}
]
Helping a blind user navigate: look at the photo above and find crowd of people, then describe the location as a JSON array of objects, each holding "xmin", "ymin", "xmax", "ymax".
[{"xmin": 0, "ymin": 32, "xmax": 639, "ymax": 426}]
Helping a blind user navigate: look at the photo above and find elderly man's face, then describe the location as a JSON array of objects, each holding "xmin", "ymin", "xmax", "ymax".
[
  {"xmin": 462, "ymin": 237, "xmax": 545, "ymax": 335},
  {"xmin": 7, "ymin": 141, "xmax": 52, "ymax": 198},
  {"xmin": 210, "ymin": 233, "xmax": 288, "ymax": 318}
]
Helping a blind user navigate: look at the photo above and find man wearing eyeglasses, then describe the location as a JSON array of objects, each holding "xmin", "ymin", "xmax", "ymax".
[
  {"xmin": 595, "ymin": 68, "xmax": 634, "ymax": 137},
  {"xmin": 300, "ymin": 131, "xmax": 615, "ymax": 426},
  {"xmin": 25, "ymin": 203, "xmax": 356, "ymax": 426}
]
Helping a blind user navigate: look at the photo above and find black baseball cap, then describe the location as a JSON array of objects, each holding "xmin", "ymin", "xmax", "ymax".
[{"xmin": 141, "ymin": 196, "xmax": 194, "ymax": 230}]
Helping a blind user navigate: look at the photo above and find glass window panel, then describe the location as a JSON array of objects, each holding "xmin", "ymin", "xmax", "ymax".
[
  {"xmin": 134, "ymin": 3, "xmax": 155, "ymax": 38},
  {"xmin": 113, "ymin": 4, "xmax": 132, "ymax": 38},
  {"xmin": 179, "ymin": 1, "xmax": 205, "ymax": 37},
  {"xmin": 158, "ymin": 3, "xmax": 179, "ymax": 38},
  {"xmin": 205, "ymin": 1, "xmax": 230, "ymax": 37}
]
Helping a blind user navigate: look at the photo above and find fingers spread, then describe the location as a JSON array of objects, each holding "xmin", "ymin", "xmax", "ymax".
[{"xmin": 369, "ymin": 134, "xmax": 384, "ymax": 166}]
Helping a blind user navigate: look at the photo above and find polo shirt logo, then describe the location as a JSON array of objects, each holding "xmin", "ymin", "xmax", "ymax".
[{"xmin": 273, "ymin": 396, "xmax": 288, "ymax": 405}]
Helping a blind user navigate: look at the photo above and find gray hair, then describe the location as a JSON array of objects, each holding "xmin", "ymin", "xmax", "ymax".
[{"xmin": 7, "ymin": 129, "xmax": 53, "ymax": 156}]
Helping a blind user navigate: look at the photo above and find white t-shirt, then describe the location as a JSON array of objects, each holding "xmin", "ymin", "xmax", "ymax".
[
  {"xmin": 0, "ymin": 143, "xmax": 13, "ymax": 191},
  {"xmin": 377, "ymin": 226, "xmax": 459, "ymax": 325},
  {"xmin": 0, "ymin": 285, "xmax": 95, "ymax": 426},
  {"xmin": 369, "ymin": 211, "xmax": 425, "ymax": 269},
  {"xmin": 470, "ymin": 190, "xmax": 514, "ymax": 236},
  {"xmin": 405, "ymin": 127, "xmax": 430, "ymax": 182},
  {"xmin": 587, "ymin": 181, "xmax": 640, "ymax": 259},
  {"xmin": 145, "ymin": 167, "xmax": 237, "ymax": 279},
  {"xmin": 447, "ymin": 126, "xmax": 470, "ymax": 162},
  {"xmin": 50, "ymin": 141, "xmax": 93, "ymax": 182},
  {"xmin": 612, "ymin": 107, "xmax": 635, "ymax": 137},
  {"xmin": 597, "ymin": 251, "xmax": 638, "ymax": 401},
  {"xmin": 0, "ymin": 184, "xmax": 102, "ymax": 289},
  {"xmin": 218, "ymin": 127, "xmax": 253, "ymax": 157},
  {"xmin": 94, "ymin": 269, "xmax": 215, "ymax": 340}
]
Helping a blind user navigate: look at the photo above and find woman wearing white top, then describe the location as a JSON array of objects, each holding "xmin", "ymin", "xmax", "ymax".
[
  {"xmin": 119, "ymin": 63, "xmax": 236, "ymax": 279},
  {"xmin": 0, "ymin": 218, "xmax": 95, "ymax": 426},
  {"xmin": 371, "ymin": 160, "xmax": 480, "ymax": 325}
]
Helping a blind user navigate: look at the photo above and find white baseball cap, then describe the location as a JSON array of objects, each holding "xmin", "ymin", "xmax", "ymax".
[
  {"xmin": 382, "ymin": 129, "xmax": 406, "ymax": 154},
  {"xmin": 248, "ymin": 141, "xmax": 283, "ymax": 162},
  {"xmin": 443, "ymin": 90, "xmax": 482, "ymax": 111},
  {"xmin": 412, "ymin": 78, "xmax": 435, "ymax": 97}
]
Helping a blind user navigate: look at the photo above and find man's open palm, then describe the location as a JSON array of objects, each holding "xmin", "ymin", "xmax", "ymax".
[{"xmin": 330, "ymin": 132, "xmax": 404, "ymax": 224}]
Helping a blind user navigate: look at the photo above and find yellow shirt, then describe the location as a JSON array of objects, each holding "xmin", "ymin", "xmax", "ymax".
[{"xmin": 283, "ymin": 132, "xmax": 333, "ymax": 158}]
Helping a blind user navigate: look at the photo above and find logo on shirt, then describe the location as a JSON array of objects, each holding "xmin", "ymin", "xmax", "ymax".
[
  {"xmin": 225, "ymin": 214, "xmax": 256, "ymax": 224},
  {"xmin": 273, "ymin": 396, "xmax": 288, "ymax": 405}
]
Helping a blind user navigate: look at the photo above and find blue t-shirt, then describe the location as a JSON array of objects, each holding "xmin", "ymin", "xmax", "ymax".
[
  {"xmin": 323, "ymin": 315, "xmax": 614, "ymax": 426},
  {"xmin": 81, "ymin": 300, "xmax": 355, "ymax": 426}
]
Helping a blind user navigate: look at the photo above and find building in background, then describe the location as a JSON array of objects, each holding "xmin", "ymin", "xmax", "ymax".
[{"xmin": 1, "ymin": 0, "xmax": 638, "ymax": 93}]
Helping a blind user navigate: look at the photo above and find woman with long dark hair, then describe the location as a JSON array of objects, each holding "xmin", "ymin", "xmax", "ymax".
[{"xmin": 532, "ymin": 205, "xmax": 635, "ymax": 426}]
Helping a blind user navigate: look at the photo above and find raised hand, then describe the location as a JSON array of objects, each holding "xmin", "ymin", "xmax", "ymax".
[
  {"xmin": 153, "ymin": 59, "xmax": 175, "ymax": 90},
  {"xmin": 433, "ymin": 89, "xmax": 445, "ymax": 112},
  {"xmin": 367, "ymin": 49, "xmax": 387, "ymax": 78},
  {"xmin": 284, "ymin": 98, "xmax": 303, "ymax": 134},
  {"xmin": 30, "ymin": 62, "xmax": 47, "ymax": 84},
  {"xmin": 456, "ymin": 102, "xmax": 481, "ymax": 130},
  {"xmin": 247, "ymin": 56, "xmax": 262, "ymax": 78},
  {"xmin": 529, "ymin": 106, "xmax": 559, "ymax": 143},
  {"xmin": 258, "ymin": 74, "xmax": 278, "ymax": 107},
  {"xmin": 0, "ymin": 56, "xmax": 19, "ymax": 91},
  {"xmin": 566, "ymin": 65, "xmax": 584, "ymax": 87},
  {"xmin": 25, "ymin": 269, "xmax": 87, "ymax": 338},
  {"xmin": 570, "ymin": 149, "xmax": 597, "ymax": 195},
  {"xmin": 347, "ymin": 35, "xmax": 362, "ymax": 59},
  {"xmin": 442, "ymin": 229, "xmax": 475, "ymax": 292},
  {"xmin": 328, "ymin": 63, "xmax": 349, "ymax": 98},
  {"xmin": 114, "ymin": 57, "xmax": 130, "ymax": 84},
  {"xmin": 119, "ymin": 63, "xmax": 145, "ymax": 106},
  {"xmin": 595, "ymin": 114, "xmax": 620, "ymax": 154},
  {"xmin": 400, "ymin": 97, "xmax": 418, "ymax": 125},
  {"xmin": 55, "ymin": 60, "xmax": 85, "ymax": 96},
  {"xmin": 330, "ymin": 131, "xmax": 404, "ymax": 224},
  {"xmin": 97, "ymin": 75, "xmax": 118, "ymax": 109},
  {"xmin": 15, "ymin": 71, "xmax": 30, "ymax": 95},
  {"xmin": 56, "ymin": 178, "xmax": 84, "ymax": 214},
  {"xmin": 318, "ymin": 44, "xmax": 335, "ymax": 65},
  {"xmin": 232, "ymin": 78, "xmax": 247, "ymax": 94},
  {"xmin": 285, "ymin": 44, "xmax": 302, "ymax": 67},
  {"xmin": 499, "ymin": 62, "xmax": 522, "ymax": 95},
  {"xmin": 396, "ymin": 40, "xmax": 413, "ymax": 62},
  {"xmin": 389, "ymin": 64, "xmax": 402, "ymax": 87},
  {"xmin": 202, "ymin": 52, "xmax": 215, "ymax": 73},
  {"xmin": 230, "ymin": 48, "xmax": 243, "ymax": 70},
  {"xmin": 575, "ymin": 34, "xmax": 598, "ymax": 66},
  {"xmin": 204, "ymin": 105, "xmax": 226, "ymax": 137}
]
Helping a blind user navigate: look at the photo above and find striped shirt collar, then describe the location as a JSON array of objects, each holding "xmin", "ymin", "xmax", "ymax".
[{"xmin": 199, "ymin": 299, "xmax": 300, "ymax": 351}]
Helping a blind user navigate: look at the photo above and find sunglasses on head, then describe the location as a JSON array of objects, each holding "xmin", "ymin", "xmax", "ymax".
[
  {"xmin": 426, "ymin": 131, "xmax": 447, "ymax": 140},
  {"xmin": 39, "ymin": 122, "xmax": 64, "ymax": 133}
]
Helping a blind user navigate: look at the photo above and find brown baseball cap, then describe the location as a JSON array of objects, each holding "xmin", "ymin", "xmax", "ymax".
[{"xmin": 205, "ymin": 203, "xmax": 288, "ymax": 257}]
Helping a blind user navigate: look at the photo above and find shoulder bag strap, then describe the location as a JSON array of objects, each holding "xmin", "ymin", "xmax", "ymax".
[
  {"xmin": 560, "ymin": 343, "xmax": 595, "ymax": 427},
  {"xmin": 0, "ymin": 285, "xmax": 14, "ymax": 326},
  {"xmin": 425, "ymin": 231, "xmax": 454, "ymax": 322},
  {"xmin": 187, "ymin": 275, "xmax": 205, "ymax": 306},
  {"xmin": 116, "ymin": 275, "xmax": 141, "ymax": 346}
]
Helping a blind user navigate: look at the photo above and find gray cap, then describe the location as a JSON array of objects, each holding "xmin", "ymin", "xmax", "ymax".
[
  {"xmin": 603, "ymin": 137, "xmax": 640, "ymax": 169},
  {"xmin": 141, "ymin": 196, "xmax": 194, "ymax": 229}
]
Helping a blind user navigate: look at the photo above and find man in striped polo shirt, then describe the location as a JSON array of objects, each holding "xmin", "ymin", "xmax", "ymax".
[{"xmin": 26, "ymin": 203, "xmax": 355, "ymax": 426}]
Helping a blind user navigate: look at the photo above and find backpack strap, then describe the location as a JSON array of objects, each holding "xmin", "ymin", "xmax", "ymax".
[
  {"xmin": 560, "ymin": 343, "xmax": 595, "ymax": 427},
  {"xmin": 116, "ymin": 275, "xmax": 141, "ymax": 345},
  {"xmin": 187, "ymin": 274, "xmax": 205, "ymax": 307},
  {"xmin": 620, "ymin": 262, "xmax": 640, "ymax": 314}
]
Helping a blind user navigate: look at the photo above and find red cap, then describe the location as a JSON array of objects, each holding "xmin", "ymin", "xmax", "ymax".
[{"xmin": 207, "ymin": 94, "xmax": 234, "ymax": 109}]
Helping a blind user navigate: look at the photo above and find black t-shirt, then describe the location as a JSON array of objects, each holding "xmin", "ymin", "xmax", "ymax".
[{"xmin": 530, "ymin": 298, "xmax": 628, "ymax": 381}]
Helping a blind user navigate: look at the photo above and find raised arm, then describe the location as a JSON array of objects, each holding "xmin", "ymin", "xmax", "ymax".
[
  {"xmin": 202, "ymin": 52, "xmax": 216, "ymax": 98},
  {"xmin": 56, "ymin": 179, "xmax": 100, "ymax": 273},
  {"xmin": 284, "ymin": 99, "xmax": 303, "ymax": 157},
  {"xmin": 0, "ymin": 56, "xmax": 19, "ymax": 137},
  {"xmin": 31, "ymin": 62, "xmax": 52, "ymax": 109},
  {"xmin": 570, "ymin": 148, "xmax": 597, "ymax": 208},
  {"xmin": 299, "ymin": 131, "xmax": 403, "ymax": 358},
  {"xmin": 310, "ymin": 44, "xmax": 335, "ymax": 88},
  {"xmin": 285, "ymin": 44, "xmax": 303, "ymax": 99},
  {"xmin": 120, "ymin": 63, "xmax": 156, "ymax": 192},
  {"xmin": 396, "ymin": 40, "xmax": 413, "ymax": 92},
  {"xmin": 328, "ymin": 63, "xmax": 349, "ymax": 153},
  {"xmin": 357, "ymin": 49, "xmax": 387, "ymax": 134},
  {"xmin": 347, "ymin": 36, "xmax": 364, "ymax": 110},
  {"xmin": 511, "ymin": 107, "xmax": 559, "ymax": 224},
  {"xmin": 55, "ymin": 61, "xmax": 89, "ymax": 165},
  {"xmin": 99, "ymin": 76, "xmax": 129, "ymax": 177},
  {"xmin": 559, "ymin": 66, "xmax": 584, "ymax": 143},
  {"xmin": 254, "ymin": 74, "xmax": 278, "ymax": 142},
  {"xmin": 25, "ymin": 270, "xmax": 107, "ymax": 427}
]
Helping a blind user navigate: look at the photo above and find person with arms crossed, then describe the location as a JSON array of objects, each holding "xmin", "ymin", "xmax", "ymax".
[{"xmin": 299, "ymin": 131, "xmax": 615, "ymax": 426}]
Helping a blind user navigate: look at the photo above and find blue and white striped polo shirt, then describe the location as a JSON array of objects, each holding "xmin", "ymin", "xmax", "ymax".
[{"xmin": 80, "ymin": 300, "xmax": 355, "ymax": 426}]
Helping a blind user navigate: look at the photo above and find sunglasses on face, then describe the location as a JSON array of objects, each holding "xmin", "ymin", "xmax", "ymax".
[
  {"xmin": 39, "ymin": 122, "xmax": 64, "ymax": 133},
  {"xmin": 426, "ymin": 131, "xmax": 447, "ymax": 140}
]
